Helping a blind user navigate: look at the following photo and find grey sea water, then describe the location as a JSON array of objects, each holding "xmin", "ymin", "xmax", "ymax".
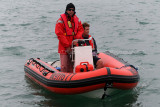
[{"xmin": 0, "ymin": 0, "xmax": 160, "ymax": 106}]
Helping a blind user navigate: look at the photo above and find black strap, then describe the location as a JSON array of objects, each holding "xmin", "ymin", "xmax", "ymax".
[
  {"xmin": 106, "ymin": 67, "xmax": 111, "ymax": 75},
  {"xmin": 84, "ymin": 64, "xmax": 89, "ymax": 71}
]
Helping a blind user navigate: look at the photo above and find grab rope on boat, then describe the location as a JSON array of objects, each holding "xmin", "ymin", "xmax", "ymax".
[
  {"xmin": 27, "ymin": 58, "xmax": 56, "ymax": 76},
  {"xmin": 119, "ymin": 64, "xmax": 138, "ymax": 71}
]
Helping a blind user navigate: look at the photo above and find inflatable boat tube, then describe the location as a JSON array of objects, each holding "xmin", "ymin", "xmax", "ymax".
[{"xmin": 24, "ymin": 51, "xmax": 139, "ymax": 94}]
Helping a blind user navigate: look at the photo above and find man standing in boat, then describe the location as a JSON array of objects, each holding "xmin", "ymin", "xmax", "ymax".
[{"xmin": 55, "ymin": 3, "xmax": 84, "ymax": 72}]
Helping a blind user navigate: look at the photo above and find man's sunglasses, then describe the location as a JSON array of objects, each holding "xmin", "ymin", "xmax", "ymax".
[{"xmin": 68, "ymin": 9, "xmax": 75, "ymax": 11}]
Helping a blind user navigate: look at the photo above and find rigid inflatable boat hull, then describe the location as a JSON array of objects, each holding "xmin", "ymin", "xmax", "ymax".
[{"xmin": 24, "ymin": 51, "xmax": 139, "ymax": 94}]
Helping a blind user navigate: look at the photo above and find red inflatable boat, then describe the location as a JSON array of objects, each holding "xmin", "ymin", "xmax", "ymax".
[{"xmin": 24, "ymin": 51, "xmax": 139, "ymax": 95}]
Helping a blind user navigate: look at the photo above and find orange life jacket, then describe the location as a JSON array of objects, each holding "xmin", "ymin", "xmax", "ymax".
[{"xmin": 60, "ymin": 14, "xmax": 79, "ymax": 36}]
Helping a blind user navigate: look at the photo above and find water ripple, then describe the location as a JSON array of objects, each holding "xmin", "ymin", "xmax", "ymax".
[
  {"xmin": 0, "ymin": 24, "xmax": 5, "ymax": 26},
  {"xmin": 139, "ymin": 21, "xmax": 149, "ymax": 25},
  {"xmin": 12, "ymin": 23, "xmax": 32, "ymax": 27},
  {"xmin": 2, "ymin": 46, "xmax": 25, "ymax": 57},
  {"xmin": 131, "ymin": 51, "xmax": 147, "ymax": 56},
  {"xmin": 112, "ymin": 50, "xmax": 147, "ymax": 56},
  {"xmin": 20, "ymin": 23, "xmax": 32, "ymax": 26},
  {"xmin": 155, "ymin": 41, "xmax": 160, "ymax": 44}
]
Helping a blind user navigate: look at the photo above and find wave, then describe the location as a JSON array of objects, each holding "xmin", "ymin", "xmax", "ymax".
[
  {"xmin": 109, "ymin": 50, "xmax": 147, "ymax": 56},
  {"xmin": 131, "ymin": 51, "xmax": 147, "ymax": 56},
  {"xmin": 0, "ymin": 24, "xmax": 5, "ymax": 26},
  {"xmin": 2, "ymin": 46, "xmax": 26, "ymax": 57},
  {"xmin": 139, "ymin": 21, "xmax": 149, "ymax": 25}
]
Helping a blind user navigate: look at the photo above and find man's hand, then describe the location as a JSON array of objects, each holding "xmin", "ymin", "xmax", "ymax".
[
  {"xmin": 66, "ymin": 47, "xmax": 71, "ymax": 54},
  {"xmin": 73, "ymin": 40, "xmax": 78, "ymax": 46}
]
